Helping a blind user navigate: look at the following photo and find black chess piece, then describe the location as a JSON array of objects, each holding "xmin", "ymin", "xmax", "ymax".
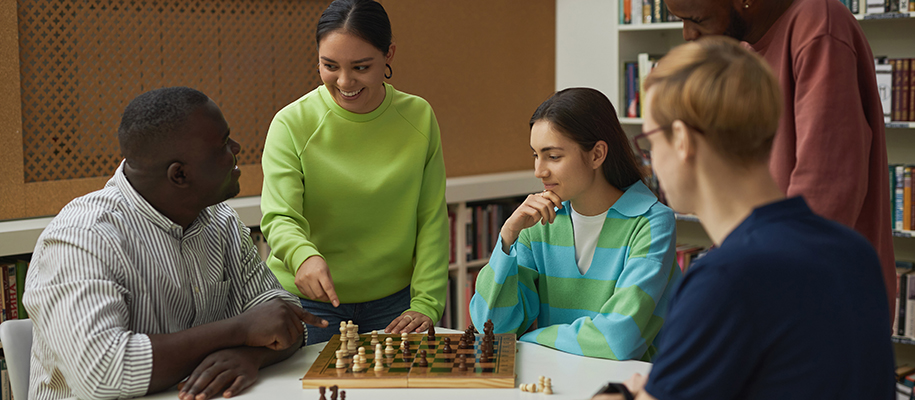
[
  {"xmin": 319, "ymin": 386, "xmax": 327, "ymax": 400},
  {"xmin": 417, "ymin": 350, "xmax": 429, "ymax": 367},
  {"xmin": 442, "ymin": 337, "xmax": 452, "ymax": 354},
  {"xmin": 330, "ymin": 385, "xmax": 339, "ymax": 400},
  {"xmin": 428, "ymin": 325, "xmax": 436, "ymax": 342}
]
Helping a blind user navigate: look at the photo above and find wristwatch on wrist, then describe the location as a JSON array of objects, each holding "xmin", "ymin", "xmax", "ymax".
[{"xmin": 595, "ymin": 382, "xmax": 635, "ymax": 400}]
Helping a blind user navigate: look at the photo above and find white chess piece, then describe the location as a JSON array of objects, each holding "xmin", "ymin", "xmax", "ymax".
[
  {"xmin": 374, "ymin": 344, "xmax": 384, "ymax": 371},
  {"xmin": 335, "ymin": 350, "xmax": 345, "ymax": 369},
  {"xmin": 385, "ymin": 338, "xmax": 395, "ymax": 355}
]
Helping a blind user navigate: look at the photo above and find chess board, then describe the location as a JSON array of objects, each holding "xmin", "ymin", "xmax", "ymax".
[{"xmin": 301, "ymin": 333, "xmax": 516, "ymax": 388}]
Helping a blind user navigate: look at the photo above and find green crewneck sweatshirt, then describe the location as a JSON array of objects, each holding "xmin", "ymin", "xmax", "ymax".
[{"xmin": 261, "ymin": 83, "xmax": 449, "ymax": 321}]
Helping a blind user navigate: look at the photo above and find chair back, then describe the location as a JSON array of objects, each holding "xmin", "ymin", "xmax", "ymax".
[{"xmin": 0, "ymin": 319, "xmax": 33, "ymax": 400}]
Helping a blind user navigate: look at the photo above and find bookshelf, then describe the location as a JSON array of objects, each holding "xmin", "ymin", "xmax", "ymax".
[
  {"xmin": 0, "ymin": 170, "xmax": 543, "ymax": 330},
  {"xmin": 557, "ymin": 0, "xmax": 915, "ymax": 367}
]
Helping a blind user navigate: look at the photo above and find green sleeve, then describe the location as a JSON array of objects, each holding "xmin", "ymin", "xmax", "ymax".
[
  {"xmin": 406, "ymin": 111, "xmax": 449, "ymax": 322},
  {"xmin": 260, "ymin": 116, "xmax": 322, "ymax": 279}
]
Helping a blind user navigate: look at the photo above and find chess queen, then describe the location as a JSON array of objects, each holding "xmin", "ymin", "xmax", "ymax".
[{"xmin": 469, "ymin": 88, "xmax": 681, "ymax": 361}]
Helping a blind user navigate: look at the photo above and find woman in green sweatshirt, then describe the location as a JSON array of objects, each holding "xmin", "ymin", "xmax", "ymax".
[{"xmin": 260, "ymin": 0, "xmax": 448, "ymax": 344}]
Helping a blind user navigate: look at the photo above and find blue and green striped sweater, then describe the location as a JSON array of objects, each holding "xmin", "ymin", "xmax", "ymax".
[{"xmin": 470, "ymin": 181, "xmax": 681, "ymax": 361}]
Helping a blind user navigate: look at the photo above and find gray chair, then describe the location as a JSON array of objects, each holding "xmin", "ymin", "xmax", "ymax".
[{"xmin": 0, "ymin": 319, "xmax": 32, "ymax": 400}]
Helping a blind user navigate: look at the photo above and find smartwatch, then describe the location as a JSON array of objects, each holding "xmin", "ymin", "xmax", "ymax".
[{"xmin": 595, "ymin": 382, "xmax": 635, "ymax": 400}]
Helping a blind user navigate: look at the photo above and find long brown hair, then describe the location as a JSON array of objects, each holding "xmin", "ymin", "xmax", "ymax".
[{"xmin": 530, "ymin": 88, "xmax": 645, "ymax": 190}]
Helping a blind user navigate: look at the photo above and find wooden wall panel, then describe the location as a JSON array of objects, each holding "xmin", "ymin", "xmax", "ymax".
[
  {"xmin": 0, "ymin": 0, "xmax": 554, "ymax": 221},
  {"xmin": 385, "ymin": 0, "xmax": 555, "ymax": 177}
]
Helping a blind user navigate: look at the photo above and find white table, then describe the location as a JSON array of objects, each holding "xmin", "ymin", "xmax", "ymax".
[{"xmin": 137, "ymin": 332, "xmax": 652, "ymax": 400}]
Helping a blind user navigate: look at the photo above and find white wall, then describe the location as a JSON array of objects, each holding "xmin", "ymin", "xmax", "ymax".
[{"xmin": 555, "ymin": 0, "xmax": 619, "ymax": 102}]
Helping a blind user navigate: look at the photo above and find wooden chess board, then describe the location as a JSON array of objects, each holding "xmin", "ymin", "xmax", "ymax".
[{"xmin": 301, "ymin": 333, "xmax": 516, "ymax": 388}]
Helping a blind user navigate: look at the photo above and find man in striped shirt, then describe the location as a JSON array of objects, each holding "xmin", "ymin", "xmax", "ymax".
[{"xmin": 23, "ymin": 87, "xmax": 327, "ymax": 400}]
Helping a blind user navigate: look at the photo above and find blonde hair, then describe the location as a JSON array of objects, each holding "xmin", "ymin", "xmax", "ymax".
[{"xmin": 644, "ymin": 36, "xmax": 782, "ymax": 166}]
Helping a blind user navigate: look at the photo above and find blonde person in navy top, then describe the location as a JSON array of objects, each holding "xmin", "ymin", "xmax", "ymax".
[
  {"xmin": 470, "ymin": 88, "xmax": 681, "ymax": 360},
  {"xmin": 260, "ymin": 0, "xmax": 449, "ymax": 344}
]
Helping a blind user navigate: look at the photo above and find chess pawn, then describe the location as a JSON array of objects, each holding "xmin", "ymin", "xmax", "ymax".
[
  {"xmin": 335, "ymin": 350, "xmax": 345, "ymax": 369},
  {"xmin": 358, "ymin": 346, "xmax": 366, "ymax": 359},
  {"xmin": 352, "ymin": 355, "xmax": 364, "ymax": 372},
  {"xmin": 543, "ymin": 378, "xmax": 553, "ymax": 395},
  {"xmin": 442, "ymin": 337, "xmax": 452, "ymax": 354},
  {"xmin": 401, "ymin": 332, "xmax": 408, "ymax": 345},
  {"xmin": 402, "ymin": 342, "xmax": 412, "ymax": 358},
  {"xmin": 371, "ymin": 330, "xmax": 379, "ymax": 346},
  {"xmin": 374, "ymin": 344, "xmax": 384, "ymax": 371},
  {"xmin": 417, "ymin": 350, "xmax": 428, "ymax": 367},
  {"xmin": 384, "ymin": 338, "xmax": 395, "ymax": 355}
]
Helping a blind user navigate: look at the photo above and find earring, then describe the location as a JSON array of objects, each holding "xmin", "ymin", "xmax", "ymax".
[
  {"xmin": 744, "ymin": 3, "xmax": 749, "ymax": 8},
  {"xmin": 385, "ymin": 63, "xmax": 393, "ymax": 79}
]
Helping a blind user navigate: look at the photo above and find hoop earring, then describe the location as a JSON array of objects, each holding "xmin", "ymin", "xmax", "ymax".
[{"xmin": 385, "ymin": 64, "xmax": 393, "ymax": 79}]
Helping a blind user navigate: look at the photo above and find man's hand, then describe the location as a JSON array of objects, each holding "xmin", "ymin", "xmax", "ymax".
[
  {"xmin": 385, "ymin": 311, "xmax": 433, "ymax": 333},
  {"xmin": 295, "ymin": 256, "xmax": 340, "ymax": 307},
  {"xmin": 237, "ymin": 298, "xmax": 327, "ymax": 350},
  {"xmin": 178, "ymin": 348, "xmax": 260, "ymax": 400},
  {"xmin": 624, "ymin": 373, "xmax": 649, "ymax": 396}
]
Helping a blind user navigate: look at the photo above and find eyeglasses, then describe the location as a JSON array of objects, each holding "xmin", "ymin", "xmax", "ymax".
[
  {"xmin": 632, "ymin": 126, "xmax": 667, "ymax": 161},
  {"xmin": 632, "ymin": 123, "xmax": 704, "ymax": 161}
]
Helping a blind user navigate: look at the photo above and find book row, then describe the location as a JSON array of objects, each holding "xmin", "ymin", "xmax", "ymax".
[
  {"xmin": 618, "ymin": 0, "xmax": 681, "ymax": 25},
  {"xmin": 628, "ymin": 56, "xmax": 914, "ymax": 125},
  {"xmin": 894, "ymin": 260, "xmax": 915, "ymax": 338},
  {"xmin": 876, "ymin": 58, "xmax": 915, "ymax": 123},
  {"xmin": 619, "ymin": 0, "xmax": 913, "ymax": 25},
  {"xmin": 448, "ymin": 199, "xmax": 522, "ymax": 264},
  {"xmin": 0, "ymin": 257, "xmax": 29, "ymax": 325},
  {"xmin": 891, "ymin": 165, "xmax": 915, "ymax": 231}
]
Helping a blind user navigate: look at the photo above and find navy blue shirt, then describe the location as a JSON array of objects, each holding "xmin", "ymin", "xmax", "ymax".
[{"xmin": 644, "ymin": 197, "xmax": 894, "ymax": 399}]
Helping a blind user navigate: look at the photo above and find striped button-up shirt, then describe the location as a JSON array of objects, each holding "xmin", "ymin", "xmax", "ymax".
[{"xmin": 24, "ymin": 162, "xmax": 301, "ymax": 400}]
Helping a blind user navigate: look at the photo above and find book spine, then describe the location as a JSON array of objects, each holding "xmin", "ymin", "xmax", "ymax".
[
  {"xmin": 1, "ymin": 359, "xmax": 8, "ymax": 400},
  {"xmin": 852, "ymin": 0, "xmax": 860, "ymax": 13},
  {"xmin": 901, "ymin": 271, "xmax": 909, "ymax": 336},
  {"xmin": 6, "ymin": 264, "xmax": 17, "ymax": 320},
  {"xmin": 642, "ymin": 0, "xmax": 652, "ymax": 23},
  {"xmin": 897, "ymin": 269, "xmax": 903, "ymax": 335},
  {"xmin": 903, "ymin": 59, "xmax": 911, "ymax": 122},
  {"xmin": 910, "ymin": 168, "xmax": 915, "ymax": 230},
  {"xmin": 631, "ymin": 0, "xmax": 642, "ymax": 25},
  {"xmin": 15, "ymin": 259, "xmax": 28, "ymax": 319},
  {"xmin": 901, "ymin": 0, "xmax": 910, "ymax": 13},
  {"xmin": 653, "ymin": 0, "xmax": 662, "ymax": 23},
  {"xmin": 891, "ymin": 165, "xmax": 898, "ymax": 228},
  {"xmin": 465, "ymin": 210, "xmax": 473, "ymax": 262},
  {"xmin": 897, "ymin": 165, "xmax": 905, "ymax": 231},
  {"xmin": 875, "ymin": 59, "xmax": 893, "ymax": 122},
  {"xmin": 894, "ymin": 59, "xmax": 902, "ymax": 122},
  {"xmin": 909, "ymin": 58, "xmax": 915, "ymax": 121},
  {"xmin": 623, "ymin": 0, "xmax": 631, "ymax": 24},
  {"xmin": 625, "ymin": 62, "xmax": 636, "ymax": 118},
  {"xmin": 867, "ymin": 0, "xmax": 885, "ymax": 13},
  {"xmin": 1, "ymin": 263, "xmax": 9, "ymax": 322},
  {"xmin": 906, "ymin": 273, "xmax": 915, "ymax": 337},
  {"xmin": 905, "ymin": 166, "xmax": 911, "ymax": 230}
]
